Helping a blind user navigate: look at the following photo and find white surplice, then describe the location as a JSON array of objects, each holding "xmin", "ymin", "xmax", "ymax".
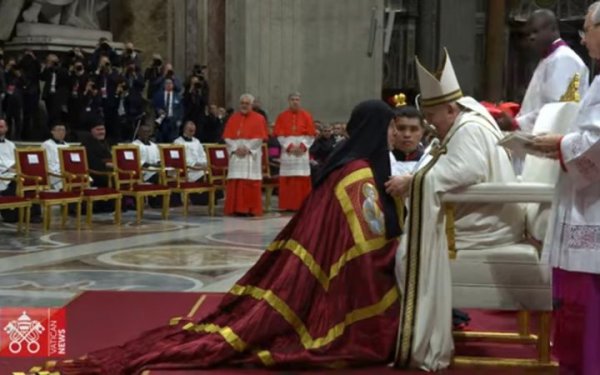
[
  {"xmin": 174, "ymin": 136, "xmax": 208, "ymax": 182},
  {"xmin": 277, "ymin": 136, "xmax": 314, "ymax": 176},
  {"xmin": 41, "ymin": 139, "xmax": 69, "ymax": 190},
  {"xmin": 224, "ymin": 139, "xmax": 263, "ymax": 180},
  {"xmin": 517, "ymin": 42, "xmax": 589, "ymax": 133},
  {"xmin": 395, "ymin": 97, "xmax": 524, "ymax": 371},
  {"xmin": 132, "ymin": 139, "xmax": 161, "ymax": 182},
  {"xmin": 0, "ymin": 139, "xmax": 16, "ymax": 192},
  {"xmin": 547, "ymin": 76, "xmax": 600, "ymax": 275}
]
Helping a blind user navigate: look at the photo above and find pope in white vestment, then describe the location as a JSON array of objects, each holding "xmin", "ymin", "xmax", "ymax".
[{"xmin": 392, "ymin": 50, "xmax": 524, "ymax": 371}]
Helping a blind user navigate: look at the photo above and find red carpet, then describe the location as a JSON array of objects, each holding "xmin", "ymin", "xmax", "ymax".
[{"xmin": 1, "ymin": 291, "xmax": 557, "ymax": 374}]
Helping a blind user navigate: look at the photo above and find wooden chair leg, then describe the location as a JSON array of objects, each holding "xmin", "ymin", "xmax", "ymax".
[
  {"xmin": 183, "ymin": 192, "xmax": 189, "ymax": 217},
  {"xmin": 25, "ymin": 205, "xmax": 31, "ymax": 234},
  {"xmin": 518, "ymin": 310, "xmax": 530, "ymax": 336},
  {"xmin": 209, "ymin": 189, "xmax": 215, "ymax": 216},
  {"xmin": 114, "ymin": 197, "xmax": 122, "ymax": 225},
  {"xmin": 17, "ymin": 206, "xmax": 23, "ymax": 233},
  {"xmin": 75, "ymin": 202, "xmax": 81, "ymax": 230},
  {"xmin": 61, "ymin": 204, "xmax": 68, "ymax": 228},
  {"xmin": 44, "ymin": 204, "xmax": 51, "ymax": 231},
  {"xmin": 86, "ymin": 199, "xmax": 93, "ymax": 227},
  {"xmin": 136, "ymin": 195, "xmax": 143, "ymax": 223},
  {"xmin": 538, "ymin": 311, "xmax": 551, "ymax": 363},
  {"xmin": 162, "ymin": 193, "xmax": 169, "ymax": 220}
]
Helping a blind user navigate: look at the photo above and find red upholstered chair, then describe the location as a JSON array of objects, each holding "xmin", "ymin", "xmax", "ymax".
[
  {"xmin": 204, "ymin": 143, "xmax": 229, "ymax": 210},
  {"xmin": 159, "ymin": 144, "xmax": 215, "ymax": 216},
  {"xmin": 112, "ymin": 144, "xmax": 170, "ymax": 223},
  {"xmin": 58, "ymin": 147, "xmax": 122, "ymax": 226},
  {"xmin": 0, "ymin": 176, "xmax": 32, "ymax": 233},
  {"xmin": 15, "ymin": 148, "xmax": 82, "ymax": 231},
  {"xmin": 261, "ymin": 143, "xmax": 279, "ymax": 211}
]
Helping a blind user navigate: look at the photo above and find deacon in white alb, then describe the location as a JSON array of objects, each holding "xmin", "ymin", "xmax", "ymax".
[
  {"xmin": 41, "ymin": 123, "xmax": 69, "ymax": 190},
  {"xmin": 132, "ymin": 124, "xmax": 161, "ymax": 183},
  {"xmin": 501, "ymin": 10, "xmax": 589, "ymax": 134},
  {"xmin": 174, "ymin": 121, "xmax": 208, "ymax": 183}
]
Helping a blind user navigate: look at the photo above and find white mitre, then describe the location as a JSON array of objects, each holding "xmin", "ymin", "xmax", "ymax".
[{"xmin": 416, "ymin": 48, "xmax": 463, "ymax": 107}]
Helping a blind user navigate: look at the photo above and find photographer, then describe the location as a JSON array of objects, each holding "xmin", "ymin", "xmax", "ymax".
[
  {"xmin": 113, "ymin": 79, "xmax": 145, "ymax": 142},
  {"xmin": 144, "ymin": 54, "xmax": 164, "ymax": 100},
  {"xmin": 17, "ymin": 49, "xmax": 41, "ymax": 139},
  {"xmin": 67, "ymin": 59, "xmax": 89, "ymax": 132},
  {"xmin": 3, "ymin": 58, "xmax": 24, "ymax": 140},
  {"xmin": 90, "ymin": 37, "xmax": 118, "ymax": 71},
  {"xmin": 183, "ymin": 75, "xmax": 208, "ymax": 138},
  {"xmin": 123, "ymin": 61, "xmax": 144, "ymax": 95},
  {"xmin": 92, "ymin": 56, "xmax": 121, "ymax": 139},
  {"xmin": 41, "ymin": 54, "xmax": 69, "ymax": 130},
  {"xmin": 121, "ymin": 42, "xmax": 142, "ymax": 70},
  {"xmin": 153, "ymin": 62, "xmax": 182, "ymax": 95}
]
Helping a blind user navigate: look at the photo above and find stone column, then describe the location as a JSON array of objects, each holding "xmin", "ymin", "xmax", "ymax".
[{"xmin": 485, "ymin": 0, "xmax": 507, "ymax": 101}]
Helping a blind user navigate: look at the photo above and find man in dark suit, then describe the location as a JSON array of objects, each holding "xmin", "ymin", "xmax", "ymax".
[
  {"xmin": 81, "ymin": 119, "xmax": 116, "ymax": 213},
  {"xmin": 152, "ymin": 78, "xmax": 182, "ymax": 142},
  {"xmin": 91, "ymin": 56, "xmax": 121, "ymax": 140},
  {"xmin": 41, "ymin": 54, "xmax": 70, "ymax": 131}
]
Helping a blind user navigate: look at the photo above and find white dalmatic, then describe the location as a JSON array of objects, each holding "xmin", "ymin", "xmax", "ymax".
[
  {"xmin": 547, "ymin": 75, "xmax": 600, "ymax": 275},
  {"xmin": 389, "ymin": 152, "xmax": 420, "ymax": 177},
  {"xmin": 133, "ymin": 139, "xmax": 161, "ymax": 182},
  {"xmin": 224, "ymin": 138, "xmax": 263, "ymax": 180},
  {"xmin": 395, "ymin": 97, "xmax": 524, "ymax": 371},
  {"xmin": 174, "ymin": 136, "xmax": 207, "ymax": 182},
  {"xmin": 277, "ymin": 136, "xmax": 314, "ymax": 176},
  {"xmin": 517, "ymin": 42, "xmax": 589, "ymax": 133},
  {"xmin": 0, "ymin": 140, "xmax": 16, "ymax": 192},
  {"xmin": 41, "ymin": 139, "xmax": 69, "ymax": 190}
]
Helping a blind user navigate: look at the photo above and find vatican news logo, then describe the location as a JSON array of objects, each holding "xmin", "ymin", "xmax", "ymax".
[{"xmin": 0, "ymin": 308, "xmax": 66, "ymax": 357}]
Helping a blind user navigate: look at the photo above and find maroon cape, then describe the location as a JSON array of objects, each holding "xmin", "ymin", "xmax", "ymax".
[{"xmin": 35, "ymin": 159, "xmax": 400, "ymax": 374}]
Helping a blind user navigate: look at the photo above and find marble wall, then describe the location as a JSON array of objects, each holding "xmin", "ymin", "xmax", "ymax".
[
  {"xmin": 110, "ymin": 0, "xmax": 168, "ymax": 68},
  {"xmin": 225, "ymin": 0, "xmax": 384, "ymax": 123},
  {"xmin": 112, "ymin": 0, "xmax": 383, "ymax": 116}
]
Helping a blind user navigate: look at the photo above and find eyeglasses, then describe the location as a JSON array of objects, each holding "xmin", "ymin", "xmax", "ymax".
[{"xmin": 578, "ymin": 23, "xmax": 600, "ymax": 39}]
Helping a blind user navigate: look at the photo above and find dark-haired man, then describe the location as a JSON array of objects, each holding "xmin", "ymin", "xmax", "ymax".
[{"xmin": 388, "ymin": 106, "xmax": 425, "ymax": 176}]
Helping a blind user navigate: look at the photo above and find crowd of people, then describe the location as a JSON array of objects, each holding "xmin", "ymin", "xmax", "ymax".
[{"xmin": 0, "ymin": 38, "xmax": 226, "ymax": 144}]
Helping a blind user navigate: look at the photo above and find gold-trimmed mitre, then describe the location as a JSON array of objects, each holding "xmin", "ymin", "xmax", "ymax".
[{"xmin": 416, "ymin": 48, "xmax": 463, "ymax": 107}]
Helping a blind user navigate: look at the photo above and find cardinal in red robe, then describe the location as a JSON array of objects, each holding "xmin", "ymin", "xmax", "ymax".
[
  {"xmin": 274, "ymin": 93, "xmax": 317, "ymax": 211},
  {"xmin": 222, "ymin": 94, "xmax": 268, "ymax": 216}
]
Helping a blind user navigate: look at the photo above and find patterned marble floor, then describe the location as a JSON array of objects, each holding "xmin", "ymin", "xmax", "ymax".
[{"xmin": 0, "ymin": 199, "xmax": 291, "ymax": 308}]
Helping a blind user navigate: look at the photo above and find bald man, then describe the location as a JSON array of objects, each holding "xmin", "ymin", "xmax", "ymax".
[{"xmin": 501, "ymin": 10, "xmax": 589, "ymax": 134}]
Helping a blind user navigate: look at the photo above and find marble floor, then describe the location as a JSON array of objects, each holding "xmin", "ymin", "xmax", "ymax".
[{"xmin": 0, "ymin": 198, "xmax": 291, "ymax": 308}]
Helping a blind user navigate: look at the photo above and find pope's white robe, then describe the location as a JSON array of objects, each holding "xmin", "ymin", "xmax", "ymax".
[
  {"xmin": 41, "ymin": 139, "xmax": 69, "ymax": 190},
  {"xmin": 0, "ymin": 139, "xmax": 16, "ymax": 192},
  {"xmin": 224, "ymin": 139, "xmax": 263, "ymax": 181},
  {"xmin": 174, "ymin": 136, "xmax": 208, "ymax": 182},
  {"xmin": 395, "ymin": 97, "xmax": 524, "ymax": 371},
  {"xmin": 517, "ymin": 42, "xmax": 589, "ymax": 133},
  {"xmin": 277, "ymin": 136, "xmax": 314, "ymax": 176},
  {"xmin": 547, "ymin": 76, "xmax": 600, "ymax": 275},
  {"xmin": 132, "ymin": 139, "xmax": 161, "ymax": 182}
]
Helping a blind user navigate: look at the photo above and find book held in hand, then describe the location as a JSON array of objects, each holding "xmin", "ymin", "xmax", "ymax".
[{"xmin": 497, "ymin": 131, "xmax": 536, "ymax": 154}]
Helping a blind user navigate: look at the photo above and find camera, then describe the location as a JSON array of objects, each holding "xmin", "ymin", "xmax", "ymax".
[{"xmin": 75, "ymin": 64, "xmax": 84, "ymax": 72}]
